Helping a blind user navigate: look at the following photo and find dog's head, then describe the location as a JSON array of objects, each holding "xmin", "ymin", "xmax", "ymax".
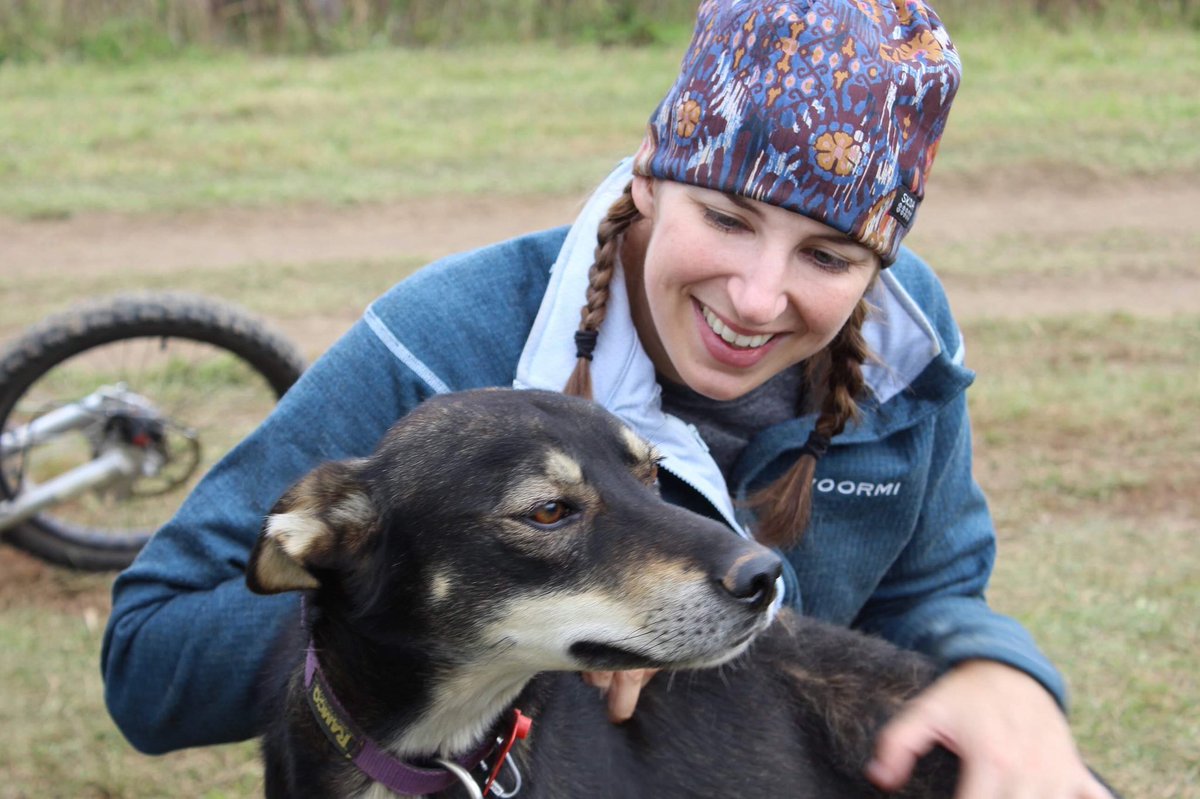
[{"xmin": 247, "ymin": 389, "xmax": 781, "ymax": 672}]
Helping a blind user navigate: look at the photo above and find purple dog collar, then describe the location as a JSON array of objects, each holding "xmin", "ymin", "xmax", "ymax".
[
  {"xmin": 303, "ymin": 643, "xmax": 499, "ymax": 794},
  {"xmin": 298, "ymin": 595, "xmax": 530, "ymax": 796}
]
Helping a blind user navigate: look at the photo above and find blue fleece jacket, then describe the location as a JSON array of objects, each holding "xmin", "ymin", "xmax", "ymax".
[{"xmin": 101, "ymin": 165, "xmax": 1064, "ymax": 755}]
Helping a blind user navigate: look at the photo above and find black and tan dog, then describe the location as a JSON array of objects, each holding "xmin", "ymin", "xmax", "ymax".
[{"xmin": 247, "ymin": 388, "xmax": 958, "ymax": 798}]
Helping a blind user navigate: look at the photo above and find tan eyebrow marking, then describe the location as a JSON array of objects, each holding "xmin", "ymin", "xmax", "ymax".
[
  {"xmin": 619, "ymin": 426, "xmax": 653, "ymax": 465},
  {"xmin": 545, "ymin": 449, "xmax": 584, "ymax": 486}
]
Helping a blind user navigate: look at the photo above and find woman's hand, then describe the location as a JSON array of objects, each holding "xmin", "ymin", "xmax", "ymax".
[
  {"xmin": 581, "ymin": 669, "xmax": 660, "ymax": 722},
  {"xmin": 868, "ymin": 659, "xmax": 1112, "ymax": 798}
]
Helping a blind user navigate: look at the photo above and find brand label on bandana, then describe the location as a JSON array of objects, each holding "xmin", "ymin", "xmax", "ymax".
[{"xmin": 888, "ymin": 189, "xmax": 919, "ymax": 227}]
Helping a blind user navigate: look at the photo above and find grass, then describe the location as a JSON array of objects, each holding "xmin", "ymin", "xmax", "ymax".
[
  {"xmin": 0, "ymin": 256, "xmax": 425, "ymax": 345},
  {"xmin": 962, "ymin": 314, "xmax": 1200, "ymax": 798},
  {"xmin": 939, "ymin": 25, "xmax": 1200, "ymax": 180},
  {"xmin": 1, "ymin": 24, "xmax": 1197, "ymax": 218},
  {"xmin": 0, "ymin": 603, "xmax": 262, "ymax": 797},
  {"xmin": 911, "ymin": 227, "xmax": 1200, "ymax": 282},
  {"xmin": 0, "ymin": 44, "xmax": 678, "ymax": 217}
]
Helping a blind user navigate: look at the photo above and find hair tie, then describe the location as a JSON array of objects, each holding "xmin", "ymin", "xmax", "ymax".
[
  {"xmin": 799, "ymin": 431, "xmax": 831, "ymax": 461},
  {"xmin": 574, "ymin": 329, "xmax": 599, "ymax": 361}
]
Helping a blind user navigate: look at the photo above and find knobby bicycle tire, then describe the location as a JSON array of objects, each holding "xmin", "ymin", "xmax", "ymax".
[{"xmin": 0, "ymin": 292, "xmax": 306, "ymax": 571}]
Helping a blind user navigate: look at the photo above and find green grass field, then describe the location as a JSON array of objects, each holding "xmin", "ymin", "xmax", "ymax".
[
  {"xmin": 0, "ymin": 24, "xmax": 1197, "ymax": 217},
  {"xmin": 1, "ymin": 15, "xmax": 1198, "ymax": 799}
]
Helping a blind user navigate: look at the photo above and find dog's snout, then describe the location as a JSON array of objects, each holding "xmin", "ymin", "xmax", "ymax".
[{"xmin": 720, "ymin": 550, "xmax": 782, "ymax": 610}]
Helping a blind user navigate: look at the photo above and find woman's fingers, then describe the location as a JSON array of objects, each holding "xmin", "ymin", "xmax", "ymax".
[
  {"xmin": 867, "ymin": 699, "xmax": 941, "ymax": 791},
  {"xmin": 581, "ymin": 669, "xmax": 660, "ymax": 723}
]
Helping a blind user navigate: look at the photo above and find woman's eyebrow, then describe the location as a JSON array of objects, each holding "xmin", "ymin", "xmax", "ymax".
[
  {"xmin": 724, "ymin": 193, "xmax": 764, "ymax": 217},
  {"xmin": 810, "ymin": 233, "xmax": 866, "ymax": 249},
  {"xmin": 722, "ymin": 193, "xmax": 872, "ymax": 256}
]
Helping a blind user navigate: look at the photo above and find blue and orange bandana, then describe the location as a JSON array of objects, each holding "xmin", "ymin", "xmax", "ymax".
[{"xmin": 633, "ymin": 0, "xmax": 961, "ymax": 264}]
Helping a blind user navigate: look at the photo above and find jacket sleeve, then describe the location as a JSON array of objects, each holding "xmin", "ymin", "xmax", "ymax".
[
  {"xmin": 853, "ymin": 389, "xmax": 1069, "ymax": 709},
  {"xmin": 100, "ymin": 317, "xmax": 435, "ymax": 753}
]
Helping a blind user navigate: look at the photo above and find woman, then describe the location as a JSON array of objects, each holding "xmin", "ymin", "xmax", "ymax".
[{"xmin": 103, "ymin": 1, "xmax": 1110, "ymax": 796}]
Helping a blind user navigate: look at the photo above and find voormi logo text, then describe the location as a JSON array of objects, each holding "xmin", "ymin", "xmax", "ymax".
[{"xmin": 813, "ymin": 478, "xmax": 902, "ymax": 497}]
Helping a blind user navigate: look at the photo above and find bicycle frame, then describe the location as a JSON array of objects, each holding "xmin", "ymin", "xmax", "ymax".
[{"xmin": 0, "ymin": 386, "xmax": 161, "ymax": 534}]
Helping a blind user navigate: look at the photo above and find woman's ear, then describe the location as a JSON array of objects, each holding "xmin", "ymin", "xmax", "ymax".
[{"xmin": 630, "ymin": 175, "xmax": 657, "ymax": 219}]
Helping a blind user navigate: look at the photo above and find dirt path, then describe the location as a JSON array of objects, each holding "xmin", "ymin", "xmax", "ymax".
[{"xmin": 3, "ymin": 179, "xmax": 1198, "ymax": 335}]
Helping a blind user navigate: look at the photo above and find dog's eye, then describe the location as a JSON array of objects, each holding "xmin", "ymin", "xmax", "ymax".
[{"xmin": 527, "ymin": 501, "xmax": 573, "ymax": 527}]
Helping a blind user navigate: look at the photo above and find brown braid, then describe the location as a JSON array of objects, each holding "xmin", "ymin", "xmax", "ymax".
[
  {"xmin": 563, "ymin": 182, "xmax": 641, "ymax": 399},
  {"xmin": 747, "ymin": 298, "xmax": 872, "ymax": 549}
]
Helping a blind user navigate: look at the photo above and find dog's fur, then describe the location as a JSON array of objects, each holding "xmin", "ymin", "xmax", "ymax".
[{"xmin": 247, "ymin": 389, "xmax": 959, "ymax": 798}]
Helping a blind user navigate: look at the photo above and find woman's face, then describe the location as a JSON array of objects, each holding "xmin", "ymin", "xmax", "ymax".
[{"xmin": 624, "ymin": 177, "xmax": 879, "ymax": 401}]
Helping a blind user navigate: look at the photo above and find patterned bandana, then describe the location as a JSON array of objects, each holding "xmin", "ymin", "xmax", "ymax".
[{"xmin": 633, "ymin": 0, "xmax": 961, "ymax": 264}]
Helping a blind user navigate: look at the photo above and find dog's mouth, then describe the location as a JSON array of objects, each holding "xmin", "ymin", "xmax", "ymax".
[
  {"xmin": 569, "ymin": 621, "xmax": 764, "ymax": 671},
  {"xmin": 568, "ymin": 640, "xmax": 669, "ymax": 671}
]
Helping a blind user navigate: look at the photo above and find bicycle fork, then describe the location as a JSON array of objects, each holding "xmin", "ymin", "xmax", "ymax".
[{"xmin": 0, "ymin": 388, "xmax": 163, "ymax": 534}]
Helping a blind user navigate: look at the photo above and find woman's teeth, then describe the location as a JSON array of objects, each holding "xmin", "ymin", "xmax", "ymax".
[{"xmin": 701, "ymin": 305, "xmax": 774, "ymax": 349}]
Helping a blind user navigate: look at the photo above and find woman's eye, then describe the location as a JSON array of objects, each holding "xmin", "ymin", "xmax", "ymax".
[
  {"xmin": 803, "ymin": 248, "xmax": 851, "ymax": 273},
  {"xmin": 703, "ymin": 208, "xmax": 744, "ymax": 233},
  {"xmin": 528, "ymin": 501, "xmax": 573, "ymax": 527}
]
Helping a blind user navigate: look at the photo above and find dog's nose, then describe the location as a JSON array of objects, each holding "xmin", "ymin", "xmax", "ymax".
[{"xmin": 719, "ymin": 550, "xmax": 782, "ymax": 610}]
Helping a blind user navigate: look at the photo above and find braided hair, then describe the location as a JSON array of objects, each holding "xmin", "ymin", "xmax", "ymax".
[
  {"xmin": 563, "ymin": 181, "xmax": 641, "ymax": 400},
  {"xmin": 746, "ymin": 298, "xmax": 871, "ymax": 548}
]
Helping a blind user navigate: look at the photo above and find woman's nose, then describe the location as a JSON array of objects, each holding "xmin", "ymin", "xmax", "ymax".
[{"xmin": 725, "ymin": 259, "xmax": 789, "ymax": 325}]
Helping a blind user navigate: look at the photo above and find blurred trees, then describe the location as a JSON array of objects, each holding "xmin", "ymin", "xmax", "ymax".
[{"xmin": 0, "ymin": 0, "xmax": 1195, "ymax": 62}]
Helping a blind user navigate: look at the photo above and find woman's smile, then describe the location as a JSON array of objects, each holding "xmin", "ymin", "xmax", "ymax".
[
  {"xmin": 698, "ymin": 302, "xmax": 777, "ymax": 349},
  {"xmin": 695, "ymin": 300, "xmax": 783, "ymax": 369}
]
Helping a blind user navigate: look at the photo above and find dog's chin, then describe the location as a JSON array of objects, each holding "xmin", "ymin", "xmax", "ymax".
[
  {"xmin": 569, "ymin": 640, "xmax": 669, "ymax": 671},
  {"xmin": 569, "ymin": 628, "xmax": 760, "ymax": 672}
]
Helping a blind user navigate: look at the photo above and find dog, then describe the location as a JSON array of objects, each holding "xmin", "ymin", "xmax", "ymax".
[{"xmin": 246, "ymin": 388, "xmax": 960, "ymax": 798}]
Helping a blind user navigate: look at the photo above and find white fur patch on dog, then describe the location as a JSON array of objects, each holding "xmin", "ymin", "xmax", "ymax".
[
  {"xmin": 389, "ymin": 588, "xmax": 639, "ymax": 759},
  {"xmin": 249, "ymin": 510, "xmax": 329, "ymax": 592},
  {"xmin": 266, "ymin": 510, "xmax": 329, "ymax": 558},
  {"xmin": 328, "ymin": 493, "xmax": 374, "ymax": 528},
  {"xmin": 490, "ymin": 589, "xmax": 644, "ymax": 670},
  {"xmin": 430, "ymin": 570, "xmax": 453, "ymax": 604}
]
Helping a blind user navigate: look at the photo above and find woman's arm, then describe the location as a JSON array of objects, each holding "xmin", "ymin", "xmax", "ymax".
[
  {"xmin": 101, "ymin": 317, "xmax": 428, "ymax": 752},
  {"xmin": 851, "ymin": 388, "xmax": 1067, "ymax": 706},
  {"xmin": 853, "ymin": 384, "xmax": 1109, "ymax": 795}
]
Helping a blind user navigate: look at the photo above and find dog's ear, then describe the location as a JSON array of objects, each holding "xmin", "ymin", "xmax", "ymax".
[{"xmin": 247, "ymin": 459, "xmax": 376, "ymax": 594}]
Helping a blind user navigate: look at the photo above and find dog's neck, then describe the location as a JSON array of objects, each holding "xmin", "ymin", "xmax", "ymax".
[
  {"xmin": 388, "ymin": 661, "xmax": 536, "ymax": 758},
  {"xmin": 308, "ymin": 616, "xmax": 541, "ymax": 763}
]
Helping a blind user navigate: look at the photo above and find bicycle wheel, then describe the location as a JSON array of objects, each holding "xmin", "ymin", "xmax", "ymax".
[{"xmin": 0, "ymin": 292, "xmax": 306, "ymax": 571}]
